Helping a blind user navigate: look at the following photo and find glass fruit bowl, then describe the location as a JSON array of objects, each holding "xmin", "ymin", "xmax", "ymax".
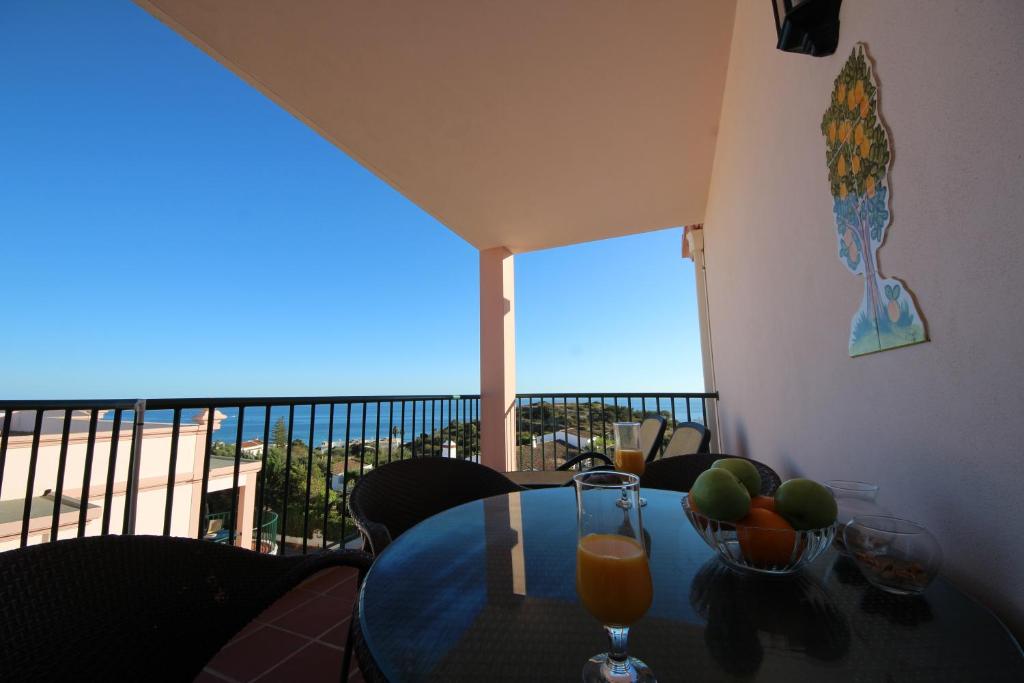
[
  {"xmin": 843, "ymin": 515, "xmax": 942, "ymax": 595},
  {"xmin": 683, "ymin": 496, "xmax": 836, "ymax": 576}
]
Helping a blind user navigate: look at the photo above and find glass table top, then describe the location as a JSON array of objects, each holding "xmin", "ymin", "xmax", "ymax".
[{"xmin": 359, "ymin": 488, "xmax": 1023, "ymax": 682}]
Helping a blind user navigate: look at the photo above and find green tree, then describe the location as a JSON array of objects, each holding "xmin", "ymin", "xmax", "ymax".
[{"xmin": 272, "ymin": 417, "xmax": 288, "ymax": 448}]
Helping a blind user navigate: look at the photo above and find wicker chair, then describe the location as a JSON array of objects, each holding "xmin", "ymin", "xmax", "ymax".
[
  {"xmin": 349, "ymin": 457, "xmax": 524, "ymax": 556},
  {"xmin": 556, "ymin": 451, "xmax": 613, "ymax": 471},
  {"xmin": 656, "ymin": 422, "xmax": 711, "ymax": 460},
  {"xmin": 640, "ymin": 453, "xmax": 782, "ymax": 495},
  {"xmin": 639, "ymin": 415, "xmax": 668, "ymax": 462},
  {"xmin": 0, "ymin": 534, "xmax": 372, "ymax": 682}
]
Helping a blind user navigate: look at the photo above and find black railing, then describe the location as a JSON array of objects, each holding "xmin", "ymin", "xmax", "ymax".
[
  {"xmin": 513, "ymin": 393, "xmax": 718, "ymax": 471},
  {"xmin": 0, "ymin": 395, "xmax": 480, "ymax": 555},
  {"xmin": 0, "ymin": 391, "xmax": 715, "ymax": 554}
]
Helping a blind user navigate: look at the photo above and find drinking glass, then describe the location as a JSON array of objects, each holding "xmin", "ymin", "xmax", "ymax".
[
  {"xmin": 613, "ymin": 422, "xmax": 647, "ymax": 507},
  {"xmin": 612, "ymin": 422, "xmax": 645, "ymax": 476},
  {"xmin": 824, "ymin": 481, "xmax": 888, "ymax": 553},
  {"xmin": 574, "ymin": 471, "xmax": 656, "ymax": 682}
]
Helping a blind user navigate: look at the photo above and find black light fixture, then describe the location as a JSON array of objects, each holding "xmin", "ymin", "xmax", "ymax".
[{"xmin": 772, "ymin": 0, "xmax": 842, "ymax": 57}]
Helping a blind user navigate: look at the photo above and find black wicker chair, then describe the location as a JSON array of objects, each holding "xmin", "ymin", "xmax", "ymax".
[
  {"xmin": 657, "ymin": 422, "xmax": 711, "ymax": 460},
  {"xmin": 349, "ymin": 457, "xmax": 524, "ymax": 556},
  {"xmin": 556, "ymin": 451, "xmax": 613, "ymax": 471},
  {"xmin": 0, "ymin": 534, "xmax": 372, "ymax": 682},
  {"xmin": 640, "ymin": 453, "xmax": 782, "ymax": 495}
]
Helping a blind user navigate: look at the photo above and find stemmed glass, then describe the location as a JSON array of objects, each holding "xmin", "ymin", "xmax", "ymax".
[
  {"xmin": 613, "ymin": 422, "xmax": 647, "ymax": 507},
  {"xmin": 574, "ymin": 471, "xmax": 656, "ymax": 682}
]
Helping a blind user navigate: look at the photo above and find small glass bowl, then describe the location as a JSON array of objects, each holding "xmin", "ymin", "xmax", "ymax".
[
  {"xmin": 683, "ymin": 496, "xmax": 836, "ymax": 576},
  {"xmin": 844, "ymin": 515, "xmax": 942, "ymax": 595},
  {"xmin": 824, "ymin": 481, "xmax": 888, "ymax": 553}
]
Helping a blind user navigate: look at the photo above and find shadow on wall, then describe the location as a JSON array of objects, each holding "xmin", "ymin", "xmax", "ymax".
[{"xmin": 730, "ymin": 418, "xmax": 808, "ymax": 481}]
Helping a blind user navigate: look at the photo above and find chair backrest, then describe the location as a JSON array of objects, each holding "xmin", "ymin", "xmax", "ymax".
[
  {"xmin": 0, "ymin": 534, "xmax": 370, "ymax": 681},
  {"xmin": 658, "ymin": 422, "xmax": 711, "ymax": 460},
  {"xmin": 639, "ymin": 416, "xmax": 668, "ymax": 462},
  {"xmin": 639, "ymin": 453, "xmax": 782, "ymax": 495},
  {"xmin": 349, "ymin": 457, "xmax": 524, "ymax": 555}
]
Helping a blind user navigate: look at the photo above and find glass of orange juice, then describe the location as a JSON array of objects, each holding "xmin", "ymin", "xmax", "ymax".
[
  {"xmin": 613, "ymin": 422, "xmax": 647, "ymax": 507},
  {"xmin": 574, "ymin": 471, "xmax": 655, "ymax": 682}
]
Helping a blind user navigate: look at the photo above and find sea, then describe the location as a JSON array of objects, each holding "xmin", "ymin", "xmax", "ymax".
[{"xmin": 142, "ymin": 397, "xmax": 704, "ymax": 448}]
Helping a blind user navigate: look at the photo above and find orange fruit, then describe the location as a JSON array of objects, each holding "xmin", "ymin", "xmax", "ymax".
[
  {"xmin": 750, "ymin": 495, "xmax": 776, "ymax": 512},
  {"xmin": 860, "ymin": 96, "xmax": 870, "ymax": 118},
  {"xmin": 866, "ymin": 175, "xmax": 876, "ymax": 197},
  {"xmin": 839, "ymin": 183, "xmax": 848, "ymax": 200},
  {"xmin": 836, "ymin": 155, "xmax": 846, "ymax": 177},
  {"xmin": 737, "ymin": 508, "xmax": 797, "ymax": 567},
  {"xmin": 851, "ymin": 154, "xmax": 861, "ymax": 174}
]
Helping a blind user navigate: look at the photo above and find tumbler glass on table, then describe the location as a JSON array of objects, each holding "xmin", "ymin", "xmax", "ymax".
[
  {"xmin": 824, "ymin": 480, "xmax": 888, "ymax": 553},
  {"xmin": 574, "ymin": 471, "xmax": 656, "ymax": 682}
]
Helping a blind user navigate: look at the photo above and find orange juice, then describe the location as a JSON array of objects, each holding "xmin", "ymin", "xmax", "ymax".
[
  {"xmin": 576, "ymin": 534, "xmax": 653, "ymax": 626},
  {"xmin": 615, "ymin": 448, "xmax": 646, "ymax": 476}
]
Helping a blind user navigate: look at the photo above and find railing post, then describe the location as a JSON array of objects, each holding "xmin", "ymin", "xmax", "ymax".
[
  {"xmin": 125, "ymin": 399, "xmax": 146, "ymax": 535},
  {"xmin": 479, "ymin": 247, "xmax": 517, "ymax": 472}
]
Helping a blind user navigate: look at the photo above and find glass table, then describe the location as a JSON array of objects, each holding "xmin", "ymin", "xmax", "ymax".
[{"xmin": 358, "ymin": 488, "xmax": 1023, "ymax": 682}]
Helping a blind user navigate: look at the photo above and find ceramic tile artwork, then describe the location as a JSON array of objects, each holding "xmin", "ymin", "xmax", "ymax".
[{"xmin": 821, "ymin": 44, "xmax": 928, "ymax": 357}]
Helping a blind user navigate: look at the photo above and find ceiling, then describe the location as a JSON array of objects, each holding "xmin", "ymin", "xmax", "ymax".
[{"xmin": 135, "ymin": 0, "xmax": 736, "ymax": 253}]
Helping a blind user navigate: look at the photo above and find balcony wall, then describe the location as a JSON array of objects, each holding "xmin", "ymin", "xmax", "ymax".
[{"xmin": 702, "ymin": 1, "xmax": 1024, "ymax": 636}]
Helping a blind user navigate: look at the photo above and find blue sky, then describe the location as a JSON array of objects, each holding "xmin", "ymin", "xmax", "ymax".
[{"xmin": 0, "ymin": 0, "xmax": 703, "ymax": 399}]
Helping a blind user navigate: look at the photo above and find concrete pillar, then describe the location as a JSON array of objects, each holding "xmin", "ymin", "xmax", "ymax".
[
  {"xmin": 685, "ymin": 226, "xmax": 722, "ymax": 452},
  {"xmin": 235, "ymin": 480, "xmax": 255, "ymax": 550},
  {"xmin": 479, "ymin": 247, "xmax": 517, "ymax": 472}
]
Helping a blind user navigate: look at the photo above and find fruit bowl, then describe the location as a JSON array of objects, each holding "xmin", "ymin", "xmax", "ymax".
[{"xmin": 683, "ymin": 496, "xmax": 836, "ymax": 576}]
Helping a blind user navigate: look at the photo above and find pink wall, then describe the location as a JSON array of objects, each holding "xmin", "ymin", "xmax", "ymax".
[{"xmin": 703, "ymin": 1, "xmax": 1024, "ymax": 635}]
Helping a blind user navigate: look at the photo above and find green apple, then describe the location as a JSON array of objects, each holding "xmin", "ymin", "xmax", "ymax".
[
  {"xmin": 774, "ymin": 479, "xmax": 838, "ymax": 530},
  {"xmin": 711, "ymin": 458, "xmax": 762, "ymax": 498},
  {"xmin": 690, "ymin": 468, "xmax": 751, "ymax": 522}
]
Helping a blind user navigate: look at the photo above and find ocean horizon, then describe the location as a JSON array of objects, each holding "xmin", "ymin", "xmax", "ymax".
[{"xmin": 141, "ymin": 397, "xmax": 705, "ymax": 449}]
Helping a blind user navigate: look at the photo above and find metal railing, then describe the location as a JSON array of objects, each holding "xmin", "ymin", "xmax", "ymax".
[
  {"xmin": 204, "ymin": 509, "xmax": 279, "ymax": 553},
  {"xmin": 0, "ymin": 395, "xmax": 480, "ymax": 555},
  {"xmin": 0, "ymin": 391, "xmax": 714, "ymax": 554},
  {"xmin": 514, "ymin": 393, "xmax": 718, "ymax": 471}
]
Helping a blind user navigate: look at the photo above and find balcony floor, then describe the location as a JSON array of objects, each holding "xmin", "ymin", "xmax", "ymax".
[{"xmin": 196, "ymin": 566, "xmax": 363, "ymax": 683}]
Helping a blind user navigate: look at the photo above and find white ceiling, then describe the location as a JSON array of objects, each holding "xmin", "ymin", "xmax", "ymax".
[{"xmin": 136, "ymin": 0, "xmax": 736, "ymax": 253}]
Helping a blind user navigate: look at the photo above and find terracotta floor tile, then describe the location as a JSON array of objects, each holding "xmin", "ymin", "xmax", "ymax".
[
  {"xmin": 326, "ymin": 574, "xmax": 358, "ymax": 601},
  {"xmin": 318, "ymin": 619, "xmax": 351, "ymax": 648},
  {"xmin": 272, "ymin": 594, "xmax": 351, "ymax": 638},
  {"xmin": 255, "ymin": 642, "xmax": 344, "ymax": 683},
  {"xmin": 253, "ymin": 587, "xmax": 318, "ymax": 623},
  {"xmin": 301, "ymin": 566, "xmax": 358, "ymax": 594},
  {"xmin": 204, "ymin": 625, "xmax": 309, "ymax": 682},
  {"xmin": 229, "ymin": 618, "xmax": 264, "ymax": 645}
]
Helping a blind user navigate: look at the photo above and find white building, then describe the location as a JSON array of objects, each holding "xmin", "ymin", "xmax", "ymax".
[
  {"xmin": 531, "ymin": 429, "xmax": 592, "ymax": 450},
  {"xmin": 0, "ymin": 409, "xmax": 262, "ymax": 552}
]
